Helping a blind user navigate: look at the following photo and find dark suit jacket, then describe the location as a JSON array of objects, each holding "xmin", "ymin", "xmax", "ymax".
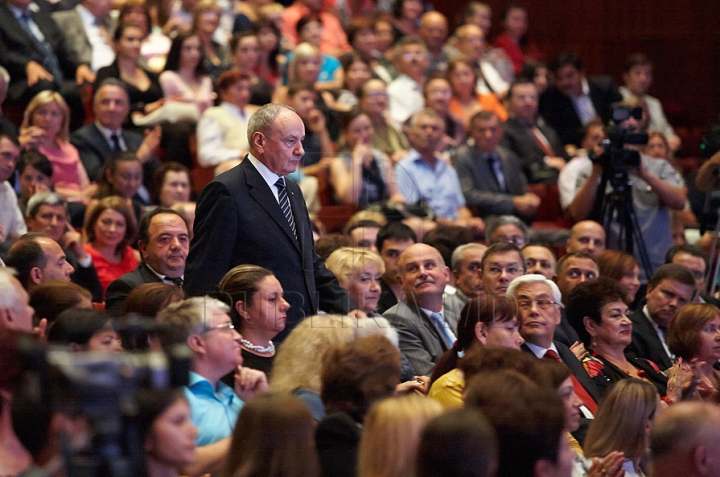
[
  {"xmin": 625, "ymin": 308, "xmax": 674, "ymax": 370},
  {"xmin": 316, "ymin": 412, "xmax": 361, "ymax": 477},
  {"xmin": 0, "ymin": 3, "xmax": 81, "ymax": 97},
  {"xmin": 105, "ymin": 263, "xmax": 164, "ymax": 317},
  {"xmin": 451, "ymin": 144, "xmax": 528, "ymax": 218},
  {"xmin": 51, "ymin": 8, "xmax": 116, "ymax": 67},
  {"xmin": 538, "ymin": 75, "xmax": 622, "ymax": 146},
  {"xmin": 383, "ymin": 299, "xmax": 460, "ymax": 376},
  {"xmin": 66, "ymin": 248, "xmax": 103, "ymax": 303},
  {"xmin": 521, "ymin": 341, "xmax": 602, "ymax": 404},
  {"xmin": 501, "ymin": 117, "xmax": 570, "ymax": 184},
  {"xmin": 70, "ymin": 123, "xmax": 161, "ymax": 188},
  {"xmin": 184, "ymin": 158, "xmax": 354, "ymax": 342}
]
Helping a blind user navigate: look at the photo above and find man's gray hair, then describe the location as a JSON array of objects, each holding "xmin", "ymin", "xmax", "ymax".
[
  {"xmin": 410, "ymin": 107, "xmax": 444, "ymax": 128},
  {"xmin": 485, "ymin": 215, "xmax": 528, "ymax": 243},
  {"xmin": 26, "ymin": 192, "xmax": 66, "ymax": 219},
  {"xmin": 451, "ymin": 243, "xmax": 488, "ymax": 272},
  {"xmin": 505, "ymin": 274, "xmax": 562, "ymax": 305},
  {"xmin": 0, "ymin": 66, "xmax": 9, "ymax": 97},
  {"xmin": 93, "ymin": 78, "xmax": 129, "ymax": 103},
  {"xmin": 0, "ymin": 268, "xmax": 22, "ymax": 311},
  {"xmin": 247, "ymin": 103, "xmax": 297, "ymax": 144},
  {"xmin": 158, "ymin": 296, "xmax": 230, "ymax": 339}
]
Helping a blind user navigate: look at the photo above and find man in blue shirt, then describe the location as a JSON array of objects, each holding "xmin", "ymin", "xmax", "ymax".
[
  {"xmin": 395, "ymin": 108, "xmax": 484, "ymax": 236},
  {"xmin": 159, "ymin": 296, "xmax": 268, "ymax": 475}
]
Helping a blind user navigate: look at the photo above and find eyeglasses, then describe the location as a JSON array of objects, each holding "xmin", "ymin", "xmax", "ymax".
[
  {"xmin": 366, "ymin": 92, "xmax": 389, "ymax": 99},
  {"xmin": 485, "ymin": 266, "xmax": 521, "ymax": 276},
  {"xmin": 496, "ymin": 235, "xmax": 525, "ymax": 246},
  {"xmin": 702, "ymin": 324, "xmax": 720, "ymax": 334},
  {"xmin": 516, "ymin": 298, "xmax": 558, "ymax": 310},
  {"xmin": 204, "ymin": 322, "xmax": 235, "ymax": 333}
]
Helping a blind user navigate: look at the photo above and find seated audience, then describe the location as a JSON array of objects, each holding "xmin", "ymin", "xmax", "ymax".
[
  {"xmin": 197, "ymin": 70, "xmax": 258, "ymax": 174},
  {"xmin": 20, "ymin": 91, "xmax": 96, "ymax": 204},
  {"xmin": 358, "ymin": 394, "xmax": 444, "ymax": 477},
  {"xmin": 288, "ymin": 14, "xmax": 343, "ymax": 91},
  {"xmin": 583, "ymin": 380, "xmax": 659, "ymax": 476},
  {"xmin": 82, "ymin": 196, "xmax": 138, "ymax": 297},
  {"xmin": 501, "ymin": 79, "xmax": 569, "ymax": 184},
  {"xmin": 522, "ymin": 244, "xmax": 557, "ymax": 279},
  {"xmin": 519, "ymin": 59, "xmax": 550, "ymax": 96},
  {"xmin": 391, "ymin": 0, "xmax": 427, "ymax": 39},
  {"xmin": 223, "ymin": 394, "xmax": 319, "ymax": 477},
  {"xmin": 316, "ymin": 334, "xmax": 401, "ymax": 477},
  {"xmin": 418, "ymin": 11, "xmax": 450, "ymax": 77},
  {"xmin": 485, "ymin": 215, "xmax": 528, "ymax": 247},
  {"xmin": 150, "ymin": 162, "xmax": 192, "ymax": 208},
  {"xmin": 566, "ymin": 220, "xmax": 606, "ymax": 258},
  {"xmin": 447, "ymin": 58, "xmax": 507, "ymax": 131},
  {"xmin": 159, "ymin": 32, "xmax": 214, "ymax": 115},
  {"xmin": 325, "ymin": 247, "xmax": 384, "ymax": 316},
  {"xmin": 566, "ymin": 277, "xmax": 668, "ymax": 398},
  {"xmin": 25, "ymin": 192, "xmax": 103, "ymax": 300},
  {"xmin": 395, "ymin": 109, "xmax": 485, "ymax": 235},
  {"xmin": 416, "ymin": 408, "xmax": 498, "ymax": 477},
  {"xmin": 118, "ymin": 0, "xmax": 171, "ymax": 73},
  {"xmin": 557, "ymin": 119, "xmax": 607, "ymax": 210},
  {"xmin": 667, "ymin": 303, "xmax": 720, "ymax": 400},
  {"xmin": 625, "ymin": 264, "xmax": 696, "ymax": 370},
  {"xmin": 387, "ymin": 37, "xmax": 428, "ymax": 127},
  {"xmin": 621, "ymin": 54, "xmax": 680, "ymax": 151},
  {"xmin": 451, "ymin": 111, "xmax": 540, "ymax": 221},
  {"xmin": 665, "ymin": 244, "xmax": 719, "ymax": 306},
  {"xmin": 105, "ymin": 208, "xmax": 188, "ymax": 316},
  {"xmin": 479, "ymin": 243, "xmax": 526, "ymax": 297},
  {"xmin": 0, "ymin": 67, "xmax": 17, "ymax": 136},
  {"xmin": 16, "ymin": 148, "xmax": 53, "ymax": 215},
  {"xmin": 597, "ymin": 249, "xmax": 641, "ymax": 305},
  {"xmin": 445, "ymin": 243, "xmax": 489, "ymax": 308},
  {"xmin": 451, "ymin": 24, "xmax": 509, "ymax": 98},
  {"xmin": 253, "ymin": 19, "xmax": 283, "ymax": 86},
  {"xmin": 218, "ymin": 264, "xmax": 290, "ymax": 376},
  {"xmin": 47, "ymin": 308, "xmax": 123, "ymax": 352},
  {"xmin": 492, "ymin": 5, "xmax": 543, "ymax": 75},
  {"xmin": 119, "ymin": 282, "xmax": 186, "ymax": 318},
  {"xmin": 429, "ymin": 295, "xmax": 524, "ymax": 409},
  {"xmin": 287, "ymin": 81, "xmax": 333, "ymax": 179},
  {"xmin": 29, "ymin": 281, "xmax": 93, "ymax": 326},
  {"xmin": 539, "ymin": 51, "xmax": 622, "ymax": 146},
  {"xmin": 280, "ymin": 0, "xmax": 351, "ymax": 57},
  {"xmin": 383, "ymin": 243, "xmax": 458, "ymax": 376},
  {"xmin": 192, "ymin": 0, "xmax": 231, "ymax": 80},
  {"xmin": 0, "ymin": 269, "xmax": 34, "ymax": 332},
  {"xmin": 331, "ymin": 54, "xmax": 371, "ymax": 112},
  {"xmin": 375, "ymin": 222, "xmax": 417, "ymax": 314},
  {"xmin": 345, "ymin": 220, "xmax": 382, "ymax": 253},
  {"xmin": 423, "ymin": 77, "xmax": 465, "ymax": 150},
  {"xmin": 275, "ymin": 43, "xmax": 337, "ymax": 101},
  {"xmin": 329, "ymin": 109, "xmax": 404, "ymax": 207},
  {"xmin": 229, "ymin": 32, "xmax": 274, "ymax": 106},
  {"xmin": 358, "ymin": 79, "xmax": 409, "ymax": 164},
  {"xmin": 5, "ymin": 233, "xmax": 74, "ymax": 292},
  {"xmin": 0, "ymin": 134, "xmax": 27, "ymax": 246},
  {"xmin": 70, "ymin": 79, "xmax": 162, "ymax": 198},
  {"xmin": 554, "ymin": 251, "xmax": 599, "ymax": 306}
]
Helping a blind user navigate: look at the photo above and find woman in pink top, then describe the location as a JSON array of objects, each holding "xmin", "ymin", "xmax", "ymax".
[
  {"xmin": 20, "ymin": 91, "xmax": 97, "ymax": 204},
  {"xmin": 83, "ymin": 196, "xmax": 139, "ymax": 298},
  {"xmin": 159, "ymin": 31, "xmax": 215, "ymax": 114}
]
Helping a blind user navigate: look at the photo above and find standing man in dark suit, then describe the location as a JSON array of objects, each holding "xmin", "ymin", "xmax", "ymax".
[
  {"xmin": 539, "ymin": 52, "xmax": 623, "ymax": 147},
  {"xmin": 507, "ymin": 274, "xmax": 601, "ymax": 414},
  {"xmin": 383, "ymin": 243, "xmax": 460, "ymax": 376},
  {"xmin": 184, "ymin": 104, "xmax": 355, "ymax": 341},
  {"xmin": 452, "ymin": 110, "xmax": 540, "ymax": 221},
  {"xmin": 625, "ymin": 264, "xmax": 696, "ymax": 370},
  {"xmin": 502, "ymin": 79, "xmax": 570, "ymax": 184},
  {"xmin": 70, "ymin": 79, "xmax": 162, "ymax": 200},
  {"xmin": 0, "ymin": 0, "xmax": 93, "ymax": 124},
  {"xmin": 105, "ymin": 208, "xmax": 189, "ymax": 316}
]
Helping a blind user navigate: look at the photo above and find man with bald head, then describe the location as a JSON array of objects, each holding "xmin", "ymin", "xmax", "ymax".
[
  {"xmin": 566, "ymin": 220, "xmax": 606, "ymax": 258},
  {"xmin": 418, "ymin": 11, "xmax": 449, "ymax": 75},
  {"xmin": 383, "ymin": 243, "xmax": 460, "ymax": 375},
  {"xmin": 453, "ymin": 24, "xmax": 508, "ymax": 97},
  {"xmin": 650, "ymin": 402, "xmax": 720, "ymax": 477}
]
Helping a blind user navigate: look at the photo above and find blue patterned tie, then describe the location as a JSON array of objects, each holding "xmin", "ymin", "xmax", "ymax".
[
  {"xmin": 429, "ymin": 312, "xmax": 456, "ymax": 348},
  {"xmin": 275, "ymin": 177, "xmax": 297, "ymax": 239}
]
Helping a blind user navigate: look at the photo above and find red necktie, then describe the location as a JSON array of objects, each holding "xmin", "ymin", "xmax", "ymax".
[
  {"xmin": 531, "ymin": 127, "xmax": 557, "ymax": 157},
  {"xmin": 544, "ymin": 349, "xmax": 597, "ymax": 413}
]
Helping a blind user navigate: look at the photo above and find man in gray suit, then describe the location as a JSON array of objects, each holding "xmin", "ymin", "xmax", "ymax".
[
  {"xmin": 51, "ymin": 0, "xmax": 115, "ymax": 73},
  {"xmin": 383, "ymin": 243, "xmax": 459, "ymax": 376},
  {"xmin": 451, "ymin": 110, "xmax": 540, "ymax": 221}
]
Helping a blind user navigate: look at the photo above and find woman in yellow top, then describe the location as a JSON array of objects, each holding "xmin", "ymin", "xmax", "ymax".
[{"xmin": 428, "ymin": 295, "xmax": 524, "ymax": 409}]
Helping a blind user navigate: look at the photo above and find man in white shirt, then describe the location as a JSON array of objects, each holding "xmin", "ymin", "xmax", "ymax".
[
  {"xmin": 387, "ymin": 37, "xmax": 428, "ymax": 127},
  {"xmin": 0, "ymin": 133, "xmax": 26, "ymax": 249}
]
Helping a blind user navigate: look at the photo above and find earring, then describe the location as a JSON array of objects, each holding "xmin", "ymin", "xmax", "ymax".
[{"xmin": 591, "ymin": 335, "xmax": 597, "ymax": 348}]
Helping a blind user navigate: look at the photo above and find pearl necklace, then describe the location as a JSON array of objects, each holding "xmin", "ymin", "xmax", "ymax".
[{"xmin": 241, "ymin": 339, "xmax": 275, "ymax": 354}]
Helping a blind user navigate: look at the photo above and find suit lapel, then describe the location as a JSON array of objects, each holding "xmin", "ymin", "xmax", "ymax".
[
  {"xmin": 243, "ymin": 160, "xmax": 301, "ymax": 252},
  {"xmin": 3, "ymin": 5, "xmax": 41, "ymax": 54},
  {"xmin": 89, "ymin": 124, "xmax": 113, "ymax": 158}
]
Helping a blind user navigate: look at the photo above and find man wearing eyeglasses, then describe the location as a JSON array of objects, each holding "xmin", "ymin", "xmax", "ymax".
[
  {"xmin": 507, "ymin": 274, "xmax": 601, "ymax": 414},
  {"xmin": 159, "ymin": 296, "xmax": 268, "ymax": 475},
  {"xmin": 478, "ymin": 242, "xmax": 525, "ymax": 297}
]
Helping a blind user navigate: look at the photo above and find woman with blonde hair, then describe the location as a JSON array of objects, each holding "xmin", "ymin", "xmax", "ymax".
[
  {"xmin": 20, "ymin": 91, "xmax": 96, "ymax": 203},
  {"xmin": 325, "ymin": 247, "xmax": 385, "ymax": 315},
  {"xmin": 583, "ymin": 380, "xmax": 659, "ymax": 477},
  {"xmin": 358, "ymin": 394, "xmax": 444, "ymax": 477}
]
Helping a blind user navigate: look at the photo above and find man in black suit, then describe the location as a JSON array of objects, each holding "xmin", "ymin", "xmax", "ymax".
[
  {"xmin": 105, "ymin": 208, "xmax": 189, "ymax": 316},
  {"xmin": 0, "ymin": 0, "xmax": 93, "ymax": 124},
  {"xmin": 502, "ymin": 79, "xmax": 569, "ymax": 184},
  {"xmin": 625, "ymin": 264, "xmax": 696, "ymax": 370},
  {"xmin": 70, "ymin": 79, "xmax": 161, "ymax": 198},
  {"xmin": 508, "ymin": 274, "xmax": 601, "ymax": 414},
  {"xmin": 184, "ymin": 104, "xmax": 355, "ymax": 341},
  {"xmin": 539, "ymin": 52, "xmax": 623, "ymax": 147},
  {"xmin": 451, "ymin": 110, "xmax": 540, "ymax": 221}
]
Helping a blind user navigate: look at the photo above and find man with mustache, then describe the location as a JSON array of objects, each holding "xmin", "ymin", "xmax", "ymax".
[
  {"xmin": 625, "ymin": 264, "xmax": 696, "ymax": 370},
  {"xmin": 383, "ymin": 243, "xmax": 459, "ymax": 376},
  {"xmin": 105, "ymin": 208, "xmax": 189, "ymax": 316}
]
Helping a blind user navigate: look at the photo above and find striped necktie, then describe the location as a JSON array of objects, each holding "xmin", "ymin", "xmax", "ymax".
[{"xmin": 275, "ymin": 177, "xmax": 297, "ymax": 239}]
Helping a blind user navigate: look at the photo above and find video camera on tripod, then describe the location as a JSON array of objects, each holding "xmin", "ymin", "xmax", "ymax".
[{"xmin": 590, "ymin": 104, "xmax": 648, "ymax": 174}]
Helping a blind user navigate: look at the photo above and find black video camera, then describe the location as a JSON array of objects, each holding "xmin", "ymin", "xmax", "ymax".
[{"xmin": 590, "ymin": 104, "xmax": 648, "ymax": 173}]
